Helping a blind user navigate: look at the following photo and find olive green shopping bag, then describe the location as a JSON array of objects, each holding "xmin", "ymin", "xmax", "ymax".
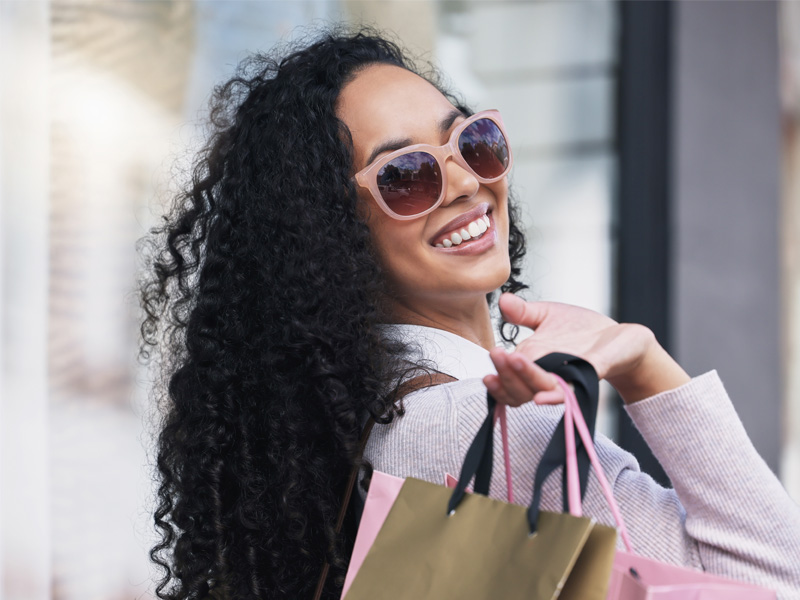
[{"xmin": 344, "ymin": 354, "xmax": 617, "ymax": 600}]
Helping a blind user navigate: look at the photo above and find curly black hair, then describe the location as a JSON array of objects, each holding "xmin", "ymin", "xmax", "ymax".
[{"xmin": 140, "ymin": 27, "xmax": 528, "ymax": 600}]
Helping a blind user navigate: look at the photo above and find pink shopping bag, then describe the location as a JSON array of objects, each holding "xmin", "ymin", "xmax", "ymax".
[
  {"xmin": 341, "ymin": 471, "xmax": 404, "ymax": 598},
  {"xmin": 548, "ymin": 375, "xmax": 777, "ymax": 600},
  {"xmin": 607, "ymin": 550, "xmax": 776, "ymax": 599}
]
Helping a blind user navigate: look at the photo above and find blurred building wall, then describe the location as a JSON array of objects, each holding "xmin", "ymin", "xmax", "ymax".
[
  {"xmin": 779, "ymin": 0, "xmax": 800, "ymax": 501},
  {"xmin": 672, "ymin": 0, "xmax": 783, "ymax": 470},
  {"xmin": 1, "ymin": 5, "xmax": 51, "ymax": 600},
  {"xmin": 344, "ymin": 0, "xmax": 437, "ymax": 56},
  {"xmin": 45, "ymin": 4, "xmax": 196, "ymax": 598},
  {"xmin": 613, "ymin": 1, "xmax": 673, "ymax": 484}
]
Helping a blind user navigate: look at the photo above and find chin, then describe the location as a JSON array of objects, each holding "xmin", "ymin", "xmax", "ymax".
[{"xmin": 461, "ymin": 267, "xmax": 512, "ymax": 297}]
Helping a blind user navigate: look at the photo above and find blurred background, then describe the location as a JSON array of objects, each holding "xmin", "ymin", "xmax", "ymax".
[{"xmin": 0, "ymin": 1, "xmax": 798, "ymax": 599}]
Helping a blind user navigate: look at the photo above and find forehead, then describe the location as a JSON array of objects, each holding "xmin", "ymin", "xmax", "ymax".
[{"xmin": 337, "ymin": 64, "xmax": 458, "ymax": 164}]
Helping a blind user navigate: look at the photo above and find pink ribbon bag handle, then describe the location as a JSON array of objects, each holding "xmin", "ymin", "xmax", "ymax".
[{"xmin": 556, "ymin": 374, "xmax": 633, "ymax": 552}]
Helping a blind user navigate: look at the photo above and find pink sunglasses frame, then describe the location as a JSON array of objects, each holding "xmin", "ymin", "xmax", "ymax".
[{"xmin": 353, "ymin": 109, "xmax": 513, "ymax": 221}]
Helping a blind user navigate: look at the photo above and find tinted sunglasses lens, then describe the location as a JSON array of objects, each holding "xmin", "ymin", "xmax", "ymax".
[
  {"xmin": 376, "ymin": 151, "xmax": 442, "ymax": 216},
  {"xmin": 458, "ymin": 118, "xmax": 510, "ymax": 179}
]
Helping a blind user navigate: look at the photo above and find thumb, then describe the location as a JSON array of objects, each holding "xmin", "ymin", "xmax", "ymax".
[{"xmin": 499, "ymin": 293, "xmax": 548, "ymax": 329}]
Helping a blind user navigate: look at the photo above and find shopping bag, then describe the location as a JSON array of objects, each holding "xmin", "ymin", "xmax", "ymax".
[
  {"xmin": 540, "ymin": 365, "xmax": 778, "ymax": 600},
  {"xmin": 343, "ymin": 398, "xmax": 514, "ymax": 598},
  {"xmin": 342, "ymin": 354, "xmax": 617, "ymax": 600},
  {"xmin": 607, "ymin": 551, "xmax": 776, "ymax": 599},
  {"xmin": 342, "ymin": 470, "xmax": 405, "ymax": 597}
]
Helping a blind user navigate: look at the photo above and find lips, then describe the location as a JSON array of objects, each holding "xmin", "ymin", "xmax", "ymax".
[{"xmin": 430, "ymin": 202, "xmax": 490, "ymax": 246}]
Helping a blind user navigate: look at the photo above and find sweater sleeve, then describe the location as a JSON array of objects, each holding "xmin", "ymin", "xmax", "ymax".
[{"xmin": 623, "ymin": 370, "xmax": 800, "ymax": 597}]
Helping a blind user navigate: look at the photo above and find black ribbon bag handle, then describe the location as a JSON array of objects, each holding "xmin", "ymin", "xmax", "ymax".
[
  {"xmin": 447, "ymin": 352, "xmax": 599, "ymax": 535},
  {"xmin": 447, "ymin": 393, "xmax": 497, "ymax": 513},
  {"xmin": 528, "ymin": 354, "xmax": 598, "ymax": 532}
]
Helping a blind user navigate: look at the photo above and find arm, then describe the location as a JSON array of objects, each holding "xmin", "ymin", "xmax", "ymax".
[
  {"xmin": 624, "ymin": 371, "xmax": 800, "ymax": 596},
  {"xmin": 484, "ymin": 293, "xmax": 800, "ymax": 597},
  {"xmin": 488, "ymin": 371, "xmax": 800, "ymax": 597}
]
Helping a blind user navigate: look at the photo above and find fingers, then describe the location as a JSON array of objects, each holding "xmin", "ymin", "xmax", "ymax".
[
  {"xmin": 498, "ymin": 293, "xmax": 548, "ymax": 329},
  {"xmin": 533, "ymin": 388, "xmax": 567, "ymax": 405},
  {"xmin": 483, "ymin": 348, "xmax": 563, "ymax": 407}
]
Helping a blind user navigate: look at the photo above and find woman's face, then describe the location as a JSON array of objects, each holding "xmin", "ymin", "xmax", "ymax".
[{"xmin": 337, "ymin": 64, "xmax": 511, "ymax": 316}]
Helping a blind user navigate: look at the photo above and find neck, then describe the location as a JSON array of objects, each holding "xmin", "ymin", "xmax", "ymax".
[{"xmin": 386, "ymin": 293, "xmax": 496, "ymax": 350}]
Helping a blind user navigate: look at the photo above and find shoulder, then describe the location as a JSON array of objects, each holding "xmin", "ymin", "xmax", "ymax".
[{"xmin": 363, "ymin": 379, "xmax": 485, "ymax": 484}]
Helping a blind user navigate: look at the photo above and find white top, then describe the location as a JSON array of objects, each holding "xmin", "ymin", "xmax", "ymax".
[
  {"xmin": 364, "ymin": 326, "xmax": 800, "ymax": 599},
  {"xmin": 379, "ymin": 323, "xmax": 498, "ymax": 380}
]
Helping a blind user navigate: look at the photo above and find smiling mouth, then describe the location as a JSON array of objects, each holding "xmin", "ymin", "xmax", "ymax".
[{"xmin": 433, "ymin": 212, "xmax": 492, "ymax": 248}]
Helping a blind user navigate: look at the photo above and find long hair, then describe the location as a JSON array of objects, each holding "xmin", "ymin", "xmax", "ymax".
[{"xmin": 140, "ymin": 27, "xmax": 527, "ymax": 599}]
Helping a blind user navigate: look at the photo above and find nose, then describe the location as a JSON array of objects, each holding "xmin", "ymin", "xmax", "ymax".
[{"xmin": 440, "ymin": 155, "xmax": 480, "ymax": 207}]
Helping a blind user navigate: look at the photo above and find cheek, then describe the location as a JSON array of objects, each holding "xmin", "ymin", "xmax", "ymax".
[
  {"xmin": 495, "ymin": 180, "xmax": 510, "ymax": 211},
  {"xmin": 363, "ymin": 210, "xmax": 422, "ymax": 277},
  {"xmin": 489, "ymin": 181, "xmax": 511, "ymax": 235}
]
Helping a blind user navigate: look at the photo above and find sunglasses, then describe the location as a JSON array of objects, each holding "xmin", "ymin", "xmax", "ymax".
[{"xmin": 353, "ymin": 110, "xmax": 513, "ymax": 220}]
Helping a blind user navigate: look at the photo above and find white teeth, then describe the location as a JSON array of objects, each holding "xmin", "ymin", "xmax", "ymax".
[{"xmin": 435, "ymin": 214, "xmax": 493, "ymax": 248}]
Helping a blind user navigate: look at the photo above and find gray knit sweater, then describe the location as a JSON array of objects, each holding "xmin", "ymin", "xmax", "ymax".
[{"xmin": 363, "ymin": 372, "xmax": 800, "ymax": 598}]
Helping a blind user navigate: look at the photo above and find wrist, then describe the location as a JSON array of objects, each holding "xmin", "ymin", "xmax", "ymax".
[{"xmin": 608, "ymin": 342, "xmax": 691, "ymax": 404}]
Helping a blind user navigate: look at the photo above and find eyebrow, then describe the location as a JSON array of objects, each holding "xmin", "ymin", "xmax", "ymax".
[{"xmin": 364, "ymin": 109, "xmax": 465, "ymax": 167}]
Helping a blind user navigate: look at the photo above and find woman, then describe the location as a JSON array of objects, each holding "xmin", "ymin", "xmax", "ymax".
[{"xmin": 140, "ymin": 28, "xmax": 800, "ymax": 599}]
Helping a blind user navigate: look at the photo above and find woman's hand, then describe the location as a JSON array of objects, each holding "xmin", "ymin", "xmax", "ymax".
[{"xmin": 482, "ymin": 293, "xmax": 691, "ymax": 406}]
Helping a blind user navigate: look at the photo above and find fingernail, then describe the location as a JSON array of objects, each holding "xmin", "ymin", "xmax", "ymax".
[
  {"xmin": 485, "ymin": 378, "xmax": 499, "ymax": 392},
  {"xmin": 511, "ymin": 356, "xmax": 524, "ymax": 371}
]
